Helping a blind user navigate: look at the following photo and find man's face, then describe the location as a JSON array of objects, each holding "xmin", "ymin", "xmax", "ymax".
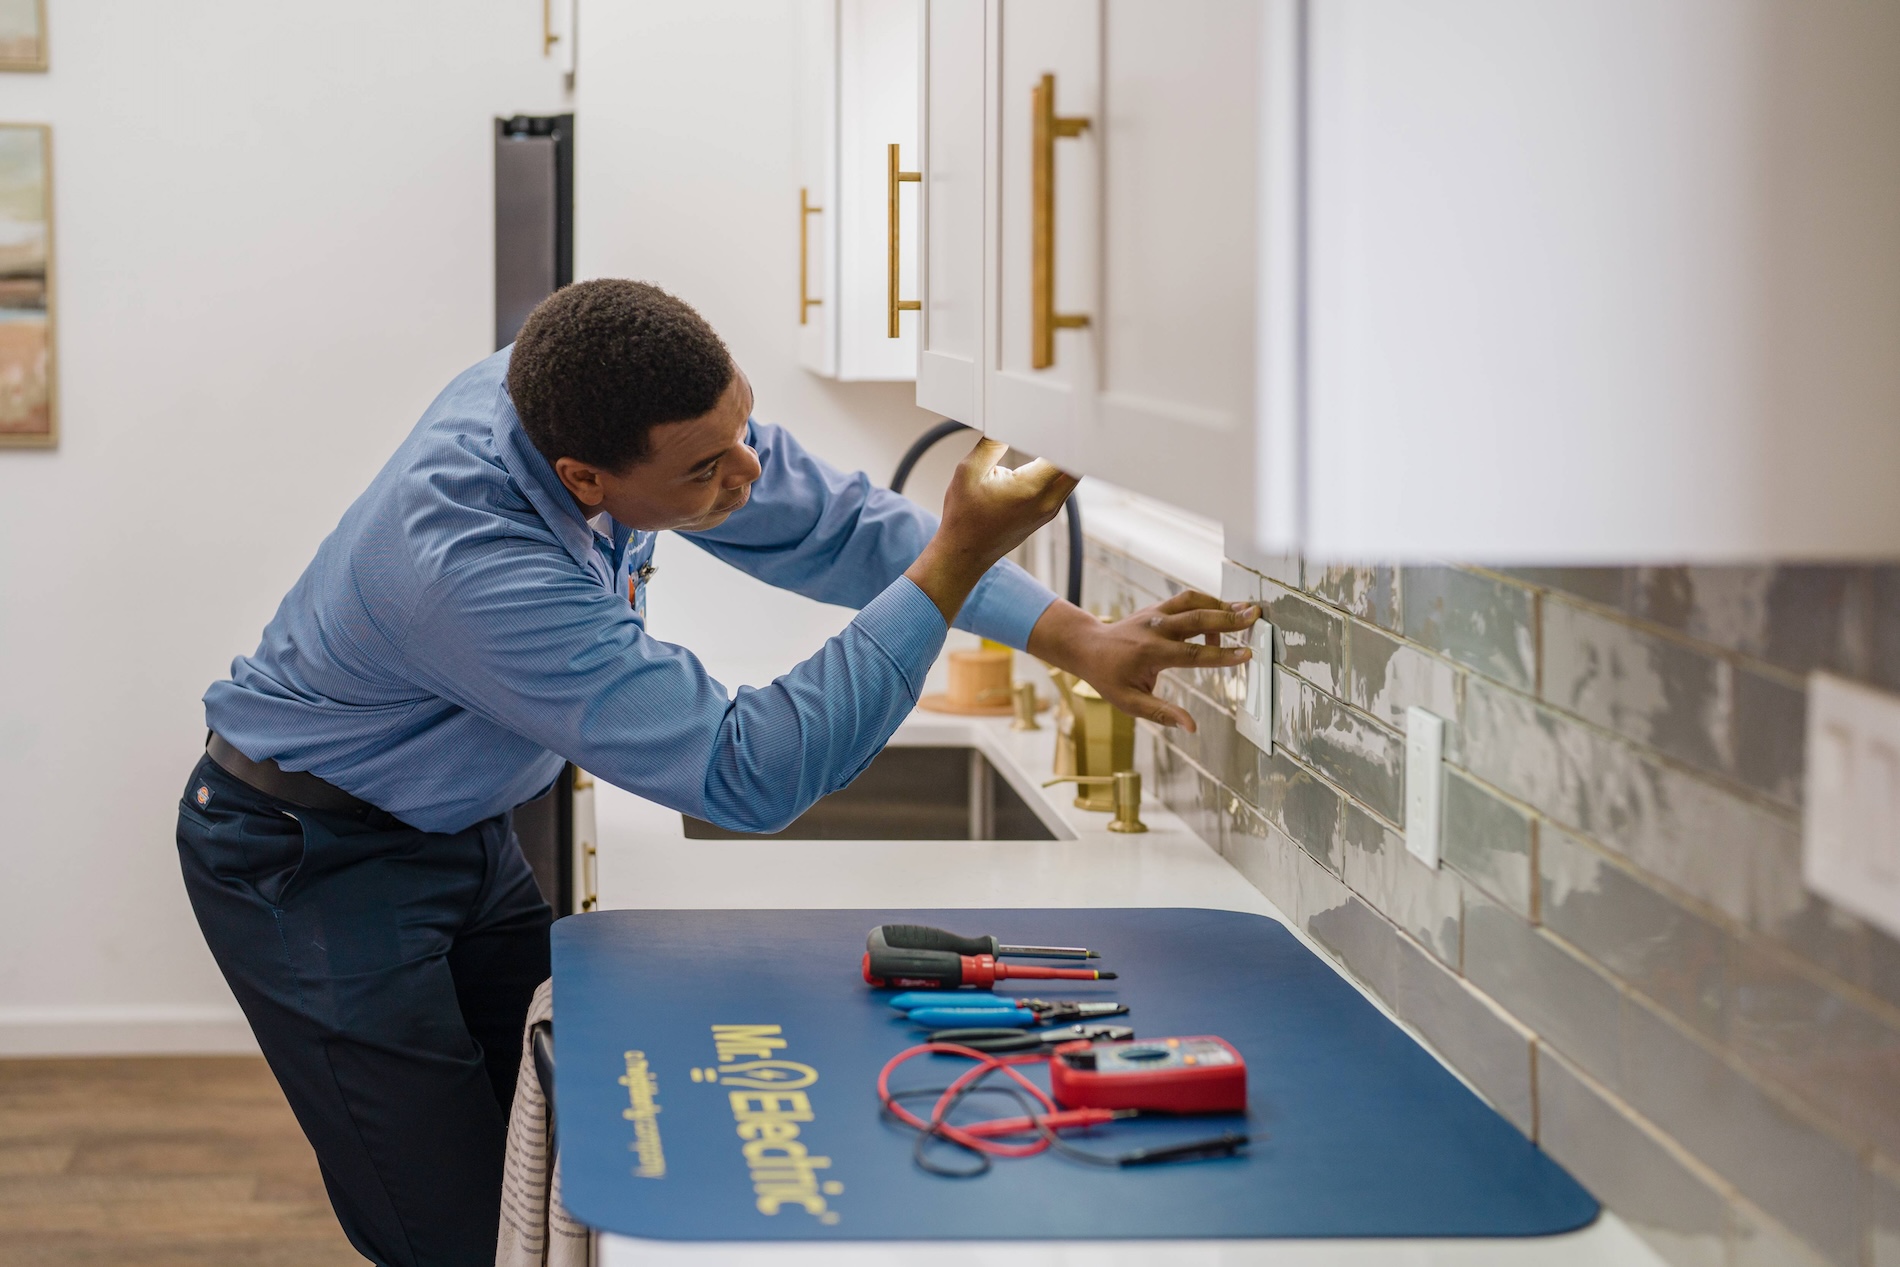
[{"xmin": 553, "ymin": 370, "xmax": 762, "ymax": 533}]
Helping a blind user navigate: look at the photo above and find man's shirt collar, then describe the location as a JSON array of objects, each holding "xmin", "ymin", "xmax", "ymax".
[{"xmin": 492, "ymin": 380, "xmax": 612, "ymax": 576}]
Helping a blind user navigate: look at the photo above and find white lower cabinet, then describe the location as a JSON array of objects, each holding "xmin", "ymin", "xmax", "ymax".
[
  {"xmin": 918, "ymin": 0, "xmax": 1900, "ymax": 562},
  {"xmin": 797, "ymin": 0, "xmax": 921, "ymax": 381}
]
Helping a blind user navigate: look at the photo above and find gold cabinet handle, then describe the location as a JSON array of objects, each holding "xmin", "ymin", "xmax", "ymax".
[
  {"xmin": 888, "ymin": 143, "xmax": 921, "ymax": 338},
  {"xmin": 542, "ymin": 0, "xmax": 560, "ymax": 54},
  {"xmin": 1031, "ymin": 72, "xmax": 1091, "ymax": 369},
  {"xmin": 799, "ymin": 187, "xmax": 823, "ymax": 325}
]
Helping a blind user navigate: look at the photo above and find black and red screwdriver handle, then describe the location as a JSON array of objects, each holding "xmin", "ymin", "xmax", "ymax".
[
  {"xmin": 862, "ymin": 935, "xmax": 1116, "ymax": 990},
  {"xmin": 873, "ymin": 923, "xmax": 1003, "ymax": 957}
]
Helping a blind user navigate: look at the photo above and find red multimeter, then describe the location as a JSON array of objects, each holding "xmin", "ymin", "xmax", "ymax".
[{"xmin": 1049, "ymin": 1034, "xmax": 1248, "ymax": 1114}]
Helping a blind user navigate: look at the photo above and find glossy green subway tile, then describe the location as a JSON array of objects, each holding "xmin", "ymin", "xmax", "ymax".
[
  {"xmin": 1464, "ymin": 889, "xmax": 1625, "ymax": 1089},
  {"xmin": 1619, "ymin": 995, "xmax": 1863, "ymax": 1267},
  {"xmin": 1541, "ymin": 598, "xmax": 1733, "ymax": 783},
  {"xmin": 1308, "ymin": 894, "xmax": 1404, "ymax": 1004},
  {"xmin": 1400, "ymin": 566, "xmax": 1536, "ymax": 691},
  {"xmin": 1538, "ymin": 825, "xmax": 1726, "ymax": 1041},
  {"xmin": 1341, "ymin": 801, "xmax": 1461, "ymax": 967},
  {"xmin": 1221, "ymin": 796, "xmax": 1347, "ymax": 934},
  {"xmin": 1307, "ymin": 563, "xmax": 1400, "ymax": 632},
  {"xmin": 1732, "ymin": 665, "xmax": 1805, "ymax": 809},
  {"xmin": 1536, "ymin": 1048, "xmax": 1732, "ymax": 1267},
  {"xmin": 1346, "ymin": 622, "xmax": 1463, "ymax": 757},
  {"xmin": 1391, "ymin": 933, "xmax": 1534, "ymax": 1134},
  {"xmin": 1261, "ymin": 579, "xmax": 1347, "ymax": 696},
  {"xmin": 1862, "ymin": 1155, "xmax": 1900, "ymax": 1267},
  {"xmin": 1723, "ymin": 939, "xmax": 1900, "ymax": 1163},
  {"xmin": 1303, "ymin": 693, "xmax": 1405, "ymax": 826},
  {"xmin": 1629, "ymin": 566, "xmax": 1870, "ymax": 681},
  {"xmin": 1252, "ymin": 748, "xmax": 1343, "ymax": 875},
  {"xmin": 1461, "ymin": 678, "xmax": 1798, "ymax": 929},
  {"xmin": 1498, "ymin": 567, "xmax": 1634, "ymax": 612},
  {"xmin": 1441, "ymin": 769, "xmax": 1534, "ymax": 917}
]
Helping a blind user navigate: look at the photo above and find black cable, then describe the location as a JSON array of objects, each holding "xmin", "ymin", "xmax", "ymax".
[
  {"xmin": 888, "ymin": 419, "xmax": 972, "ymax": 496},
  {"xmin": 883, "ymin": 1084, "xmax": 1020, "ymax": 1178},
  {"xmin": 1063, "ymin": 491, "xmax": 1084, "ymax": 607},
  {"xmin": 882, "ymin": 1064, "xmax": 1139, "ymax": 1175},
  {"xmin": 885, "ymin": 1060, "xmax": 1253, "ymax": 1174}
]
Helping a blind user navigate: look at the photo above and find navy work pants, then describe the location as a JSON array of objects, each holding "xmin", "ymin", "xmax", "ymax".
[{"xmin": 176, "ymin": 754, "xmax": 553, "ymax": 1267}]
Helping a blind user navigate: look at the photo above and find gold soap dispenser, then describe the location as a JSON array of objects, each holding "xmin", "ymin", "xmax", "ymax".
[{"xmin": 1045, "ymin": 667, "xmax": 1135, "ymax": 813}]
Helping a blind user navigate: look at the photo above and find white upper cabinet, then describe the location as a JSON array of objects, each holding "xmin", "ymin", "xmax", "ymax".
[
  {"xmin": 1302, "ymin": 0, "xmax": 1900, "ymax": 561},
  {"xmin": 916, "ymin": 0, "xmax": 986, "ymax": 422},
  {"xmin": 1092, "ymin": 2, "xmax": 1264, "ymax": 530},
  {"xmin": 797, "ymin": 0, "xmax": 921, "ymax": 381},
  {"xmin": 981, "ymin": 0, "xmax": 1100, "ymax": 458},
  {"xmin": 917, "ymin": 0, "xmax": 1900, "ymax": 562},
  {"xmin": 920, "ymin": 0, "xmax": 1281, "ymax": 548}
]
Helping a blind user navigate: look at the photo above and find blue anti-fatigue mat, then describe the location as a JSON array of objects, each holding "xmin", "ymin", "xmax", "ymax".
[{"xmin": 552, "ymin": 907, "xmax": 1597, "ymax": 1242}]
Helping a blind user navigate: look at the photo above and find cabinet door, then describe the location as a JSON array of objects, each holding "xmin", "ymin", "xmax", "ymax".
[
  {"xmin": 982, "ymin": 0, "xmax": 1101, "ymax": 467},
  {"xmin": 835, "ymin": 0, "xmax": 921, "ymax": 380},
  {"xmin": 916, "ymin": 0, "xmax": 986, "ymax": 422},
  {"xmin": 1092, "ymin": 0, "xmax": 1265, "ymax": 537},
  {"xmin": 1304, "ymin": 0, "xmax": 1900, "ymax": 560},
  {"xmin": 795, "ymin": 0, "xmax": 837, "ymax": 376}
]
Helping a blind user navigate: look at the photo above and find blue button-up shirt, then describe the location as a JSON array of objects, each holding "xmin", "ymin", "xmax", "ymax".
[{"xmin": 204, "ymin": 350, "xmax": 1057, "ymax": 834}]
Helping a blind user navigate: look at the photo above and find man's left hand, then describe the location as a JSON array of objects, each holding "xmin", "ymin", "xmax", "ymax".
[{"xmin": 1025, "ymin": 591, "xmax": 1260, "ymax": 733}]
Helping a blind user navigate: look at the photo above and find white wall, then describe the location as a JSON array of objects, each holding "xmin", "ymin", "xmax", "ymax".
[{"xmin": 0, "ymin": 2, "xmax": 571, "ymax": 1053}]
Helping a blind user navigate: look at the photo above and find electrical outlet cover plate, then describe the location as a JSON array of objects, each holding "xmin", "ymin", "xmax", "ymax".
[
  {"xmin": 1236, "ymin": 620, "xmax": 1276, "ymax": 753},
  {"xmin": 1405, "ymin": 707, "xmax": 1445, "ymax": 867},
  {"xmin": 1804, "ymin": 672, "xmax": 1900, "ymax": 937}
]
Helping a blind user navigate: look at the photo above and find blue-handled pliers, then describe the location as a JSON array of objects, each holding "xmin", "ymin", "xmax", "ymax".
[{"xmin": 904, "ymin": 999, "xmax": 1130, "ymax": 1030}]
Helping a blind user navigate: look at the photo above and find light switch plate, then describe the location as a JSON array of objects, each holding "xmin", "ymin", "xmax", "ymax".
[
  {"xmin": 1236, "ymin": 620, "xmax": 1276, "ymax": 753},
  {"xmin": 1804, "ymin": 672, "xmax": 1900, "ymax": 937},
  {"xmin": 1405, "ymin": 707, "xmax": 1446, "ymax": 867}
]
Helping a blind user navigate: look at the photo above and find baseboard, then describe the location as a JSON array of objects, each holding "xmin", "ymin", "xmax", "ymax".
[{"xmin": 0, "ymin": 1004, "xmax": 260, "ymax": 1056}]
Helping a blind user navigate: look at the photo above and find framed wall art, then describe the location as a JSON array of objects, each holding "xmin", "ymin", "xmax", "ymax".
[
  {"xmin": 0, "ymin": 123, "xmax": 53, "ymax": 447},
  {"xmin": 0, "ymin": 0, "xmax": 45, "ymax": 72}
]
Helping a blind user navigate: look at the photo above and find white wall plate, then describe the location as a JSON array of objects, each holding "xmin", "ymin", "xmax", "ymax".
[
  {"xmin": 1805, "ymin": 672, "xmax": 1900, "ymax": 937},
  {"xmin": 1236, "ymin": 620, "xmax": 1276, "ymax": 753},
  {"xmin": 1405, "ymin": 707, "xmax": 1446, "ymax": 867}
]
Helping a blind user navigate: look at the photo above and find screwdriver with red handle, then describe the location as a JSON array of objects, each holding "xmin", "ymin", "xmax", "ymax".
[{"xmin": 862, "ymin": 926, "xmax": 1117, "ymax": 989}]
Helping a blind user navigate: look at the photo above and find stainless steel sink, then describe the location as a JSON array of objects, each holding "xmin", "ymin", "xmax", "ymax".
[{"xmin": 681, "ymin": 745, "xmax": 1057, "ymax": 841}]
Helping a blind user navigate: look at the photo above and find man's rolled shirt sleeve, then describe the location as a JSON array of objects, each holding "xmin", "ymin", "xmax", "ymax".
[{"xmin": 400, "ymin": 546, "xmax": 949, "ymax": 834}]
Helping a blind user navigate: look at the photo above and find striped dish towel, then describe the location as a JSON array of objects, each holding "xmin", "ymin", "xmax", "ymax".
[{"xmin": 497, "ymin": 978, "xmax": 591, "ymax": 1267}]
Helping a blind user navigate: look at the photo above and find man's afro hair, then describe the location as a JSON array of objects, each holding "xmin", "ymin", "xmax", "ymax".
[{"xmin": 507, "ymin": 279, "xmax": 735, "ymax": 470}]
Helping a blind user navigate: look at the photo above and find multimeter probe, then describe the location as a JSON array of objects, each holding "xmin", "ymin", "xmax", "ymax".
[{"xmin": 876, "ymin": 1034, "xmax": 1249, "ymax": 1176}]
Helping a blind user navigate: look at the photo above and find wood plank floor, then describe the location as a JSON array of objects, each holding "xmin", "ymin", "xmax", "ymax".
[{"xmin": 0, "ymin": 1056, "xmax": 366, "ymax": 1266}]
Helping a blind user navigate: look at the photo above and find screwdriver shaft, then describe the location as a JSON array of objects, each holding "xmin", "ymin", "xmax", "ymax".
[{"xmin": 995, "ymin": 943, "xmax": 1098, "ymax": 959}]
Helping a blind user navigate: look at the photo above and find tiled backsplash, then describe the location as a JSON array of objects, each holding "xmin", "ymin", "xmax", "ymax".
[{"xmin": 1084, "ymin": 541, "xmax": 1900, "ymax": 1267}]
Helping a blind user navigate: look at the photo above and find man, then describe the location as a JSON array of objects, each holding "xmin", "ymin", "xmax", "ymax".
[{"xmin": 178, "ymin": 280, "xmax": 1256, "ymax": 1265}]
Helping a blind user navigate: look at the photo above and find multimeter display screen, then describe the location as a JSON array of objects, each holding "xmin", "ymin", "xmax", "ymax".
[{"xmin": 1091, "ymin": 1037, "xmax": 1237, "ymax": 1073}]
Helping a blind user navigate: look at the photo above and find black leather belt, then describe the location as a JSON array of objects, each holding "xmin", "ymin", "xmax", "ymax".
[{"xmin": 206, "ymin": 732, "xmax": 387, "ymax": 820}]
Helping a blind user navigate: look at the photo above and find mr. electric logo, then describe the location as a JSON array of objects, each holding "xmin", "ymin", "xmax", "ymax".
[{"xmin": 692, "ymin": 1024, "xmax": 844, "ymax": 1223}]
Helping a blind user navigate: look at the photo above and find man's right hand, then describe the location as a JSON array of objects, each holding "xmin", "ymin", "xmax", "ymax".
[{"xmin": 904, "ymin": 436, "xmax": 1080, "ymax": 625}]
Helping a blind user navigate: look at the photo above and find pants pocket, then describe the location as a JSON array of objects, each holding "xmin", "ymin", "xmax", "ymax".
[{"xmin": 177, "ymin": 761, "xmax": 311, "ymax": 909}]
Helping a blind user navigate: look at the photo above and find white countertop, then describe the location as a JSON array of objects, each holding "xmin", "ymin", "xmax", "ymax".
[{"xmin": 589, "ymin": 702, "xmax": 1664, "ymax": 1267}]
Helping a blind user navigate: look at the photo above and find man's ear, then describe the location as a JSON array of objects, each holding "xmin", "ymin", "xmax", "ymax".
[{"xmin": 553, "ymin": 457, "xmax": 607, "ymax": 510}]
